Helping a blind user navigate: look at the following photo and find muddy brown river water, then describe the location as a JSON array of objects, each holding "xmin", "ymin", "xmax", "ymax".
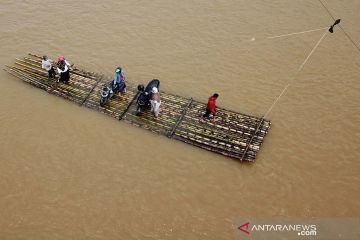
[{"xmin": 0, "ymin": 0, "xmax": 359, "ymax": 239}]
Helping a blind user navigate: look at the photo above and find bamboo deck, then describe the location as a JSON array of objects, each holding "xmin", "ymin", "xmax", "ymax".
[{"xmin": 4, "ymin": 54, "xmax": 271, "ymax": 162}]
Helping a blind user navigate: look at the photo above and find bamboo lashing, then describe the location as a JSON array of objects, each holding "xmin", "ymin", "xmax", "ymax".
[{"xmin": 4, "ymin": 54, "xmax": 271, "ymax": 162}]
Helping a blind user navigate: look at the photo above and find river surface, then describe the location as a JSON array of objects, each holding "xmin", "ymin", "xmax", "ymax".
[{"xmin": 0, "ymin": 0, "xmax": 359, "ymax": 239}]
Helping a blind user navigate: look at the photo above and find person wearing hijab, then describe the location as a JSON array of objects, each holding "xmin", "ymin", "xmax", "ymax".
[
  {"xmin": 112, "ymin": 67, "xmax": 126, "ymax": 94},
  {"xmin": 150, "ymin": 87, "xmax": 161, "ymax": 118},
  {"xmin": 57, "ymin": 56, "xmax": 71, "ymax": 83}
]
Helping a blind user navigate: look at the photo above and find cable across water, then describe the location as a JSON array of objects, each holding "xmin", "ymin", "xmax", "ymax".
[{"xmin": 263, "ymin": 30, "xmax": 328, "ymax": 118}]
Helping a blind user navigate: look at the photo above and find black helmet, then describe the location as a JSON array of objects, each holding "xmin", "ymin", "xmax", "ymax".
[{"xmin": 137, "ymin": 84, "xmax": 145, "ymax": 91}]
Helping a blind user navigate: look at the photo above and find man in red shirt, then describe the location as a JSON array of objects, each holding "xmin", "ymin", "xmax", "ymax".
[{"xmin": 203, "ymin": 93, "xmax": 219, "ymax": 118}]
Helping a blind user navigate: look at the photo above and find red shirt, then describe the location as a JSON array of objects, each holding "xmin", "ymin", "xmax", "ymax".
[{"xmin": 207, "ymin": 96, "xmax": 217, "ymax": 115}]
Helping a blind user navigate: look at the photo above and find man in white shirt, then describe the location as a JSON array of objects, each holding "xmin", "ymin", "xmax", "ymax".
[{"xmin": 41, "ymin": 56, "xmax": 56, "ymax": 79}]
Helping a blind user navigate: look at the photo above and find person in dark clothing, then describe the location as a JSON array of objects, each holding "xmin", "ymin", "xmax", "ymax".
[
  {"xmin": 56, "ymin": 56, "xmax": 71, "ymax": 83},
  {"xmin": 203, "ymin": 93, "xmax": 219, "ymax": 118},
  {"xmin": 111, "ymin": 67, "xmax": 126, "ymax": 94}
]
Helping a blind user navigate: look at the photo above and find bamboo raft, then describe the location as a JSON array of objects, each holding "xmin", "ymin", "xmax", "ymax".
[{"xmin": 4, "ymin": 54, "xmax": 271, "ymax": 162}]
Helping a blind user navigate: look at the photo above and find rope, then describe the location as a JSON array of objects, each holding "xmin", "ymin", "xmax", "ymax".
[
  {"xmin": 318, "ymin": 0, "xmax": 360, "ymax": 53},
  {"xmin": 264, "ymin": 30, "xmax": 328, "ymax": 118},
  {"xmin": 264, "ymin": 2, "xmax": 359, "ymax": 119},
  {"xmin": 267, "ymin": 27, "xmax": 328, "ymax": 39}
]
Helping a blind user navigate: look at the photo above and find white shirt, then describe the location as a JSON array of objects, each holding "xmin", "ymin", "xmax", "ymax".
[
  {"xmin": 57, "ymin": 64, "xmax": 68, "ymax": 74},
  {"xmin": 41, "ymin": 59, "xmax": 52, "ymax": 71}
]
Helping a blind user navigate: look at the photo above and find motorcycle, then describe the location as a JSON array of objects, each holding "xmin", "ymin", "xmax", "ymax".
[
  {"xmin": 99, "ymin": 80, "xmax": 126, "ymax": 107},
  {"xmin": 136, "ymin": 79, "xmax": 160, "ymax": 115}
]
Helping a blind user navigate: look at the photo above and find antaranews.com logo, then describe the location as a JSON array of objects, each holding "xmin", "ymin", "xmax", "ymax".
[
  {"xmin": 233, "ymin": 218, "xmax": 360, "ymax": 240},
  {"xmin": 238, "ymin": 222, "xmax": 316, "ymax": 236}
]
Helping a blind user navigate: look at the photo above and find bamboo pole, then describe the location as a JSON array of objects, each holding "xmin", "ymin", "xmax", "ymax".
[
  {"xmin": 81, "ymin": 75, "xmax": 103, "ymax": 105},
  {"xmin": 118, "ymin": 91, "xmax": 140, "ymax": 120},
  {"xmin": 5, "ymin": 55, "xmax": 270, "ymax": 162},
  {"xmin": 167, "ymin": 98, "xmax": 193, "ymax": 138},
  {"xmin": 4, "ymin": 68, "xmax": 52, "ymax": 91},
  {"xmin": 240, "ymin": 118, "xmax": 265, "ymax": 161}
]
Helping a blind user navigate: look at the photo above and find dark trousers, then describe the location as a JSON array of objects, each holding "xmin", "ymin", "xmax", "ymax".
[
  {"xmin": 203, "ymin": 109, "xmax": 212, "ymax": 118},
  {"xmin": 48, "ymin": 67, "xmax": 56, "ymax": 79},
  {"xmin": 59, "ymin": 70, "xmax": 70, "ymax": 83}
]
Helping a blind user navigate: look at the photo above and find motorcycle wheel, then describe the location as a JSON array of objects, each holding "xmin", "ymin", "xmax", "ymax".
[
  {"xmin": 136, "ymin": 106, "xmax": 142, "ymax": 116},
  {"xmin": 100, "ymin": 98, "xmax": 106, "ymax": 107}
]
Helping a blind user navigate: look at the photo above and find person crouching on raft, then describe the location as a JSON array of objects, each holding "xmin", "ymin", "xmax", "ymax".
[
  {"xmin": 57, "ymin": 56, "xmax": 71, "ymax": 83},
  {"xmin": 41, "ymin": 56, "xmax": 56, "ymax": 79},
  {"xmin": 150, "ymin": 87, "xmax": 161, "ymax": 118},
  {"xmin": 203, "ymin": 93, "xmax": 219, "ymax": 118},
  {"xmin": 112, "ymin": 67, "xmax": 126, "ymax": 94}
]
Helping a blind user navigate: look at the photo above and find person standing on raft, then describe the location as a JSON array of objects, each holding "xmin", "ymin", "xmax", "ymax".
[
  {"xmin": 41, "ymin": 56, "xmax": 56, "ymax": 79},
  {"xmin": 56, "ymin": 56, "xmax": 71, "ymax": 83},
  {"xmin": 112, "ymin": 67, "xmax": 126, "ymax": 94},
  {"xmin": 150, "ymin": 87, "xmax": 161, "ymax": 118},
  {"xmin": 203, "ymin": 93, "xmax": 219, "ymax": 118}
]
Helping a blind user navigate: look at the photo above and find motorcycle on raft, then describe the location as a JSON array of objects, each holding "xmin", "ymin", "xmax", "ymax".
[
  {"xmin": 99, "ymin": 81, "xmax": 126, "ymax": 107},
  {"xmin": 136, "ymin": 79, "xmax": 160, "ymax": 116}
]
